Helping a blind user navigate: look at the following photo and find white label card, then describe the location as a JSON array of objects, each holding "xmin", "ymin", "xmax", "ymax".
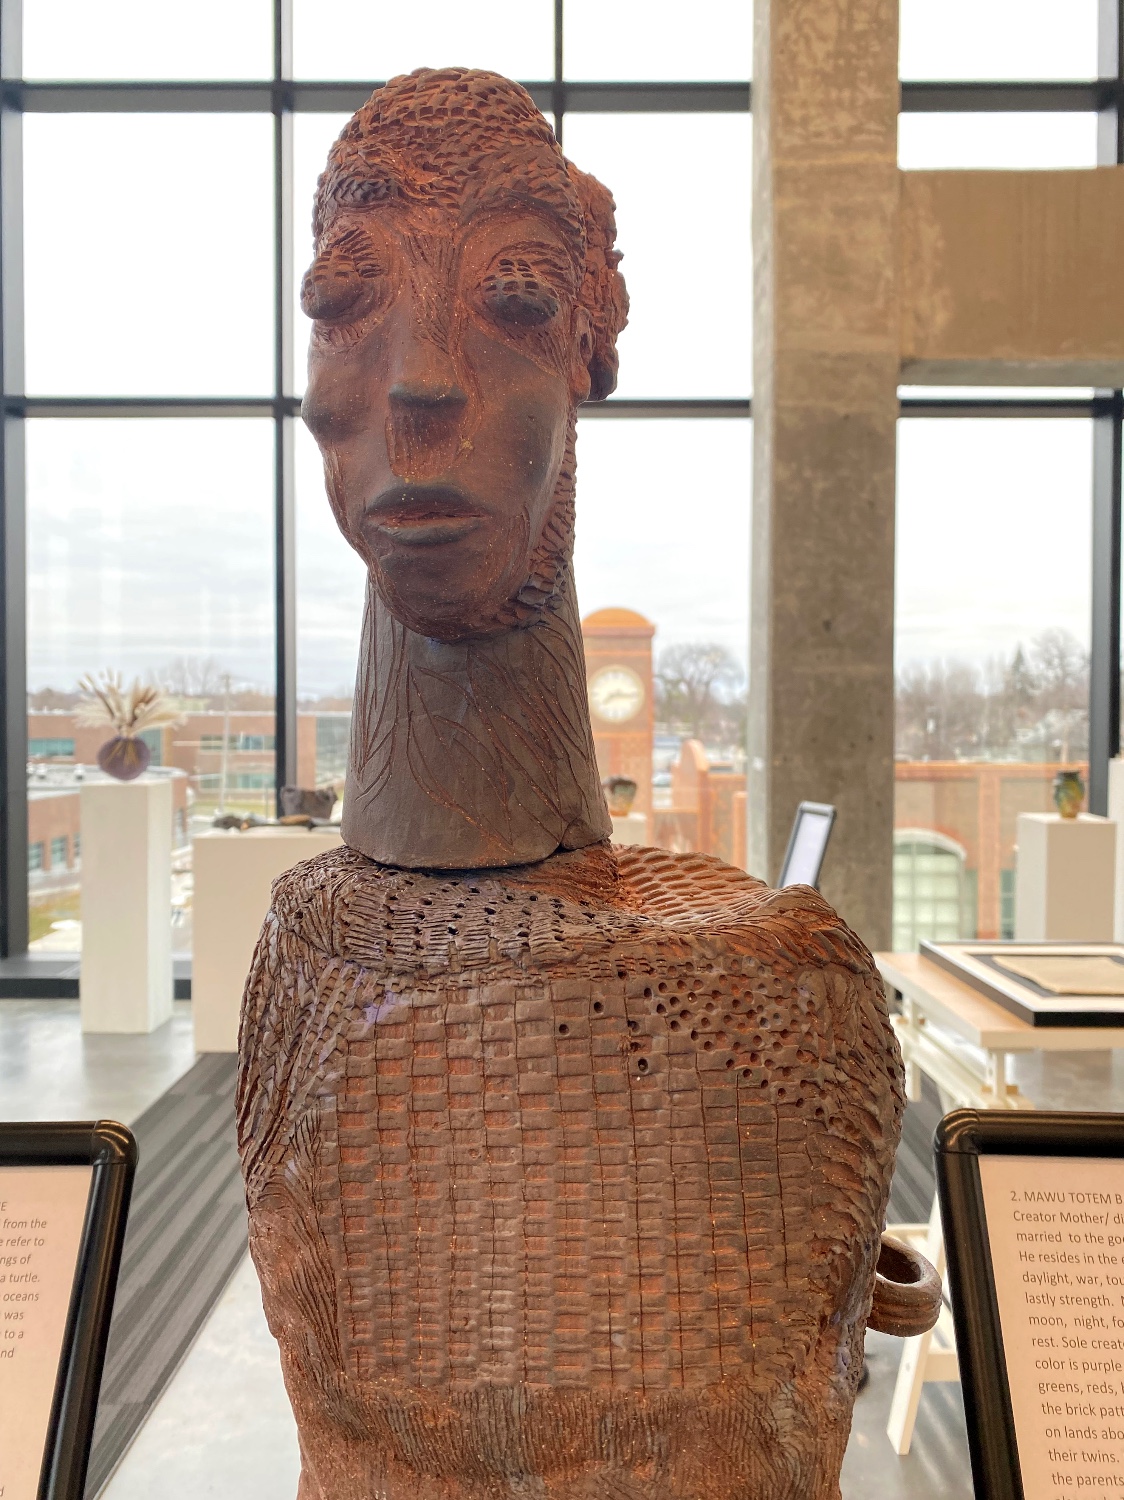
[
  {"xmin": 980, "ymin": 1155, "xmax": 1124, "ymax": 1500},
  {"xmin": 0, "ymin": 1165, "xmax": 93, "ymax": 1500}
]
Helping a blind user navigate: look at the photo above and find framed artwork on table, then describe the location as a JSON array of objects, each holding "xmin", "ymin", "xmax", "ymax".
[{"xmin": 921, "ymin": 940, "xmax": 1124, "ymax": 1027}]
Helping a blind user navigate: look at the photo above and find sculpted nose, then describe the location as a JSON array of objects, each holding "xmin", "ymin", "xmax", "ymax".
[
  {"xmin": 388, "ymin": 379, "xmax": 469, "ymax": 413},
  {"xmin": 387, "ymin": 320, "xmax": 468, "ymax": 414},
  {"xmin": 385, "ymin": 315, "xmax": 469, "ymax": 478}
]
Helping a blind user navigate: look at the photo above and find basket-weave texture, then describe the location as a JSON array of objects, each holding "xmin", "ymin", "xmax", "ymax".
[{"xmin": 238, "ymin": 843, "xmax": 903, "ymax": 1500}]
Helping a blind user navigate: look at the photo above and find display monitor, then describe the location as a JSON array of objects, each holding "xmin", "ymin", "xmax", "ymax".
[{"xmin": 777, "ymin": 801, "xmax": 836, "ymax": 890}]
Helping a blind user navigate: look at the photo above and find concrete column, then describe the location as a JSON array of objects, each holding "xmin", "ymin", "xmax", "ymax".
[{"xmin": 749, "ymin": 0, "xmax": 900, "ymax": 947}]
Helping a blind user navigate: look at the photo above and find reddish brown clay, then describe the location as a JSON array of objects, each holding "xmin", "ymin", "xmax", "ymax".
[
  {"xmin": 868, "ymin": 1234, "xmax": 944, "ymax": 1338},
  {"xmin": 239, "ymin": 67, "xmax": 914, "ymax": 1500},
  {"xmin": 300, "ymin": 68, "xmax": 626, "ymax": 870}
]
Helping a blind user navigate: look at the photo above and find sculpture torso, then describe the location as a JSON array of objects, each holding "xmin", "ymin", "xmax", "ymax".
[{"xmin": 238, "ymin": 842, "xmax": 903, "ymax": 1500}]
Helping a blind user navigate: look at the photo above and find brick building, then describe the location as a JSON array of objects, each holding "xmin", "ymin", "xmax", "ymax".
[{"xmin": 892, "ymin": 760, "xmax": 1082, "ymax": 948}]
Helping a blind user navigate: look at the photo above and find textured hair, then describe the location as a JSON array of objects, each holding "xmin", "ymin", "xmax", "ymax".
[{"xmin": 312, "ymin": 66, "xmax": 628, "ymax": 399}]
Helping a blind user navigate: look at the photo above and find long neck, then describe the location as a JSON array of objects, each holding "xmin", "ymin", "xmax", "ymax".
[{"xmin": 342, "ymin": 563, "xmax": 611, "ymax": 869}]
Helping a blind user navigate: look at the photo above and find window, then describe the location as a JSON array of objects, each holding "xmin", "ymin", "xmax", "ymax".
[
  {"xmin": 898, "ymin": 0, "xmax": 1098, "ymax": 81},
  {"xmin": 892, "ymin": 833, "xmax": 975, "ymax": 952},
  {"xmin": 894, "ymin": 419, "xmax": 1094, "ymax": 945},
  {"xmin": 50, "ymin": 835, "xmax": 68, "ymax": 870},
  {"xmin": 3, "ymin": 1, "xmax": 1118, "ymax": 957},
  {"xmin": 314, "ymin": 714, "xmax": 351, "ymax": 786},
  {"xmin": 28, "ymin": 842, "xmax": 44, "ymax": 873},
  {"xmin": 196, "ymin": 770, "xmax": 275, "ymax": 791},
  {"xmin": 28, "ymin": 737, "xmax": 74, "ymax": 758},
  {"xmin": 139, "ymin": 729, "xmax": 163, "ymax": 766},
  {"xmin": 236, "ymin": 734, "xmax": 275, "ymax": 753},
  {"xmin": 888, "ymin": 0, "xmax": 1124, "ymax": 951}
]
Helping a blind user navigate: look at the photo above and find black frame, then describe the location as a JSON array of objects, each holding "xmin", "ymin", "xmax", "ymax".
[
  {"xmin": 0, "ymin": 1119, "xmax": 136, "ymax": 1500},
  {"xmin": 920, "ymin": 937, "xmax": 1124, "ymax": 1026},
  {"xmin": 936, "ymin": 1108, "xmax": 1124, "ymax": 1500},
  {"xmin": 0, "ymin": 2, "xmax": 1120, "ymax": 954}
]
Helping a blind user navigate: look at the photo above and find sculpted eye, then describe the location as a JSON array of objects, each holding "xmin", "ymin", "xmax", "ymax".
[
  {"xmin": 301, "ymin": 262, "xmax": 368, "ymax": 320},
  {"xmin": 301, "ymin": 227, "xmax": 387, "ymax": 322},
  {"xmin": 481, "ymin": 256, "xmax": 560, "ymax": 328}
]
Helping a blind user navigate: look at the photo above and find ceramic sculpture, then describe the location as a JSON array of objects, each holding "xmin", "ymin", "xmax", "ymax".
[
  {"xmin": 76, "ymin": 672, "xmax": 182, "ymax": 781},
  {"xmin": 238, "ymin": 68, "xmax": 934, "ymax": 1500},
  {"xmin": 1053, "ymin": 768, "xmax": 1084, "ymax": 819}
]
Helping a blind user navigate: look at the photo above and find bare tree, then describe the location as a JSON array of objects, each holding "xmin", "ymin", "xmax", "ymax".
[
  {"xmin": 895, "ymin": 628, "xmax": 1090, "ymax": 763},
  {"xmin": 895, "ymin": 659, "xmax": 986, "ymax": 761},
  {"xmin": 27, "ymin": 686, "xmax": 81, "ymax": 711},
  {"xmin": 654, "ymin": 643, "xmax": 745, "ymax": 745},
  {"xmin": 1028, "ymin": 628, "xmax": 1088, "ymax": 712},
  {"xmin": 160, "ymin": 656, "xmax": 228, "ymax": 701},
  {"xmin": 1026, "ymin": 628, "xmax": 1089, "ymax": 761}
]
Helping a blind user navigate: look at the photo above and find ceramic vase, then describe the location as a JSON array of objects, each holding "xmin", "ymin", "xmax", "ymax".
[
  {"xmin": 604, "ymin": 775, "xmax": 638, "ymax": 816},
  {"xmin": 1053, "ymin": 769, "xmax": 1084, "ymax": 820},
  {"xmin": 97, "ymin": 734, "xmax": 151, "ymax": 782}
]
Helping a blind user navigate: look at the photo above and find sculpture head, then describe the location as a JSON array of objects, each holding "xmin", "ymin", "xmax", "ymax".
[{"xmin": 302, "ymin": 68, "xmax": 628, "ymax": 643}]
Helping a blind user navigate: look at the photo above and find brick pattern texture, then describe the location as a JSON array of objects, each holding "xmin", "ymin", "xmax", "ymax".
[{"xmin": 238, "ymin": 843, "xmax": 904, "ymax": 1500}]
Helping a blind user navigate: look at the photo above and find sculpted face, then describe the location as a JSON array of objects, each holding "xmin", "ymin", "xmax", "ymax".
[
  {"xmin": 303, "ymin": 200, "xmax": 593, "ymax": 641},
  {"xmin": 300, "ymin": 69, "xmax": 626, "ymax": 644}
]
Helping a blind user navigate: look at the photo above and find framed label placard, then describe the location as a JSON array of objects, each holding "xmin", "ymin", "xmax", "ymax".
[
  {"xmin": 937, "ymin": 1110, "xmax": 1124, "ymax": 1500},
  {"xmin": 0, "ymin": 1122, "xmax": 135, "ymax": 1500}
]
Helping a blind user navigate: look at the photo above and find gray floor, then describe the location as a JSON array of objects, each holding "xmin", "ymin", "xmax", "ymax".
[
  {"xmin": 3, "ymin": 997, "xmax": 1124, "ymax": 1498},
  {"xmin": 844, "ymin": 1333, "xmax": 972, "ymax": 1500},
  {"xmin": 100, "ymin": 1254, "xmax": 301, "ymax": 1500},
  {"xmin": 0, "ymin": 996, "xmax": 196, "ymax": 1123}
]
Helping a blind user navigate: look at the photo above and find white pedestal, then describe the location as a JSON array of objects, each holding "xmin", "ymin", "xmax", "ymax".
[
  {"xmin": 611, "ymin": 811, "xmax": 649, "ymax": 846},
  {"xmin": 80, "ymin": 777, "xmax": 173, "ymax": 1034},
  {"xmin": 1109, "ymin": 758, "xmax": 1124, "ymax": 941},
  {"xmin": 192, "ymin": 826, "xmax": 342, "ymax": 1052},
  {"xmin": 1014, "ymin": 812, "xmax": 1116, "ymax": 941}
]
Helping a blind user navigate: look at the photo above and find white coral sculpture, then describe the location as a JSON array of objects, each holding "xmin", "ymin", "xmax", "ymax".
[{"xmin": 76, "ymin": 672, "xmax": 185, "ymax": 738}]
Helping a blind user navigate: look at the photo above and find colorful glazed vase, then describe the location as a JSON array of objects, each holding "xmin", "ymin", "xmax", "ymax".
[
  {"xmin": 1053, "ymin": 769, "xmax": 1084, "ymax": 819},
  {"xmin": 604, "ymin": 775, "xmax": 638, "ymax": 816}
]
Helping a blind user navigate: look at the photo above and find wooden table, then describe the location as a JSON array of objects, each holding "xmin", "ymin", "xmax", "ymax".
[
  {"xmin": 874, "ymin": 951, "xmax": 1124, "ymax": 1453},
  {"xmin": 878, "ymin": 950, "xmax": 1124, "ymax": 1111}
]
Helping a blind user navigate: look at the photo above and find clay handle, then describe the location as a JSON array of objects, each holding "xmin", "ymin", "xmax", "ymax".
[{"xmin": 868, "ymin": 1232, "xmax": 943, "ymax": 1338}]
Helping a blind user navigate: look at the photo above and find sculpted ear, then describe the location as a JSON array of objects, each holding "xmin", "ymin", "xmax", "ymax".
[
  {"xmin": 570, "ymin": 306, "xmax": 594, "ymax": 403},
  {"xmin": 565, "ymin": 162, "xmax": 628, "ymax": 402}
]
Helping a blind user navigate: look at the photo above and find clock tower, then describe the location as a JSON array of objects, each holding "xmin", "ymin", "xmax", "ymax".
[{"xmin": 581, "ymin": 607, "xmax": 656, "ymax": 828}]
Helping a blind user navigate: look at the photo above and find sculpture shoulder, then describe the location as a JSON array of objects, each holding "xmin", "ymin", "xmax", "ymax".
[{"xmin": 261, "ymin": 841, "xmax": 879, "ymax": 987}]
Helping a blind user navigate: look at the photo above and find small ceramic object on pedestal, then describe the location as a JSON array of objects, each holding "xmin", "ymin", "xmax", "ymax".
[
  {"xmin": 603, "ymin": 774, "xmax": 638, "ymax": 816},
  {"xmin": 1053, "ymin": 768, "xmax": 1085, "ymax": 819},
  {"xmin": 77, "ymin": 671, "xmax": 183, "ymax": 783},
  {"xmin": 76, "ymin": 672, "xmax": 183, "ymax": 1033},
  {"xmin": 96, "ymin": 733, "xmax": 151, "ymax": 781}
]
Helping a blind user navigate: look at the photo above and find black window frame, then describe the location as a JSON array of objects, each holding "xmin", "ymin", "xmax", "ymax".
[{"xmin": 0, "ymin": 0, "xmax": 1118, "ymax": 954}]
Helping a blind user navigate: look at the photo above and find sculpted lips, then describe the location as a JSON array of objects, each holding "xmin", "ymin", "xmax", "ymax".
[{"xmin": 363, "ymin": 484, "xmax": 485, "ymax": 547}]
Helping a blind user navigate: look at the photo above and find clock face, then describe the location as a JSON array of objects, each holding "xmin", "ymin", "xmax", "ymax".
[{"xmin": 588, "ymin": 665, "xmax": 645, "ymax": 724}]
